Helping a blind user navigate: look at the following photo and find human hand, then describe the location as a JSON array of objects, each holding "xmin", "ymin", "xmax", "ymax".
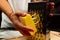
[
  {"xmin": 0, "ymin": 0, "xmax": 34, "ymax": 37},
  {"xmin": 9, "ymin": 11, "xmax": 34, "ymax": 37}
]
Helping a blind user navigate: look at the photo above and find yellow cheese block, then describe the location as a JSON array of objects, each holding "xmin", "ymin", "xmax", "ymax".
[{"xmin": 19, "ymin": 14, "xmax": 37, "ymax": 36}]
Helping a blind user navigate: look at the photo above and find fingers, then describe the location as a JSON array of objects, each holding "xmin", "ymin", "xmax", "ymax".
[
  {"xmin": 20, "ymin": 30, "xmax": 32, "ymax": 36},
  {"xmin": 15, "ymin": 11, "xmax": 27, "ymax": 17},
  {"xmin": 14, "ymin": 21, "xmax": 34, "ymax": 32},
  {"xmin": 19, "ymin": 29, "xmax": 32, "ymax": 36},
  {"xmin": 14, "ymin": 25, "xmax": 33, "ymax": 37}
]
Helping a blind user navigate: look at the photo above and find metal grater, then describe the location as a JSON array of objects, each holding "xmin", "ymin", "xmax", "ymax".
[{"xmin": 28, "ymin": 2, "xmax": 47, "ymax": 40}]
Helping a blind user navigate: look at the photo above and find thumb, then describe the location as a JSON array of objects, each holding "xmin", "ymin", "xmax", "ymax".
[{"xmin": 15, "ymin": 11, "xmax": 27, "ymax": 17}]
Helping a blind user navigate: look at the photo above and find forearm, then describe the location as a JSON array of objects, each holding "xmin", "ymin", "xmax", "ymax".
[{"xmin": 0, "ymin": 0, "xmax": 13, "ymax": 16}]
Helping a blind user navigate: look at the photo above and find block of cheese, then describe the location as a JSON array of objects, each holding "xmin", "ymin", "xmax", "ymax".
[{"xmin": 19, "ymin": 14, "xmax": 37, "ymax": 36}]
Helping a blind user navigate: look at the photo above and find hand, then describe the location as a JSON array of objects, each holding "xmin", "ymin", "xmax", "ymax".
[
  {"xmin": 9, "ymin": 11, "xmax": 34, "ymax": 36},
  {"xmin": 0, "ymin": 0, "xmax": 34, "ymax": 37}
]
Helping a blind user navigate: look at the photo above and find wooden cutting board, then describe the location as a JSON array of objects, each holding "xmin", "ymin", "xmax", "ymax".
[{"xmin": 50, "ymin": 31, "xmax": 60, "ymax": 40}]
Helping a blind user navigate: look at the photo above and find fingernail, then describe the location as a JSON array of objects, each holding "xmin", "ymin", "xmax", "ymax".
[
  {"xmin": 24, "ymin": 13, "xmax": 27, "ymax": 15},
  {"xmin": 22, "ymin": 13, "xmax": 27, "ymax": 17}
]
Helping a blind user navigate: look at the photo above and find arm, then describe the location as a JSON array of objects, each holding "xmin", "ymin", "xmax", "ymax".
[
  {"xmin": 0, "ymin": 0, "xmax": 13, "ymax": 16},
  {"xmin": 0, "ymin": 0, "xmax": 33, "ymax": 36}
]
